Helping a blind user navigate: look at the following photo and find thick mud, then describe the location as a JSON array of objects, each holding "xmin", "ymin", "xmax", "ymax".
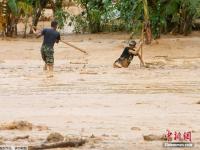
[{"xmin": 0, "ymin": 33, "xmax": 200, "ymax": 149}]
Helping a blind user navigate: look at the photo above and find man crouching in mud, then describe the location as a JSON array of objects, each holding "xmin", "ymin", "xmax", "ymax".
[
  {"xmin": 33, "ymin": 20, "xmax": 60, "ymax": 77},
  {"xmin": 113, "ymin": 40, "xmax": 145, "ymax": 68}
]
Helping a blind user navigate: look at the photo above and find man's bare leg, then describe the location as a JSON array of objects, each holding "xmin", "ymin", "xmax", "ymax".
[
  {"xmin": 47, "ymin": 64, "xmax": 54, "ymax": 77},
  {"xmin": 43, "ymin": 64, "xmax": 47, "ymax": 71}
]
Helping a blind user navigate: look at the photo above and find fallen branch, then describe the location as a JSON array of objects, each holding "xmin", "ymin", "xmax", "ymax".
[
  {"xmin": 80, "ymin": 71, "xmax": 98, "ymax": 75},
  {"xmin": 0, "ymin": 121, "xmax": 33, "ymax": 130},
  {"xmin": 143, "ymin": 134, "xmax": 167, "ymax": 141},
  {"xmin": 28, "ymin": 139, "xmax": 87, "ymax": 150},
  {"xmin": 0, "ymin": 121, "xmax": 49, "ymax": 131},
  {"xmin": 70, "ymin": 61, "xmax": 88, "ymax": 64},
  {"xmin": 61, "ymin": 40, "xmax": 88, "ymax": 54},
  {"xmin": 13, "ymin": 135, "xmax": 29, "ymax": 141}
]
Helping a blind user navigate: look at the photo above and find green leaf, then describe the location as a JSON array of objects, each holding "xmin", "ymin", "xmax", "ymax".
[{"xmin": 7, "ymin": 0, "xmax": 18, "ymax": 15}]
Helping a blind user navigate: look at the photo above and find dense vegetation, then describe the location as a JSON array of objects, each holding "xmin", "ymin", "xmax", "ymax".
[{"xmin": 0, "ymin": 0, "xmax": 200, "ymax": 41}]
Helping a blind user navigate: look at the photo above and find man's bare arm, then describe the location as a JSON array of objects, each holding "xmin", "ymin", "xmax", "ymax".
[
  {"xmin": 128, "ymin": 49, "xmax": 138, "ymax": 55},
  {"xmin": 128, "ymin": 49, "xmax": 145, "ymax": 66},
  {"xmin": 32, "ymin": 26, "xmax": 42, "ymax": 38},
  {"xmin": 128, "ymin": 41, "xmax": 143, "ymax": 55}
]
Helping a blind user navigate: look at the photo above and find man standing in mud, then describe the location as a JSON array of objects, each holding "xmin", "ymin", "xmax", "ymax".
[
  {"xmin": 113, "ymin": 40, "xmax": 145, "ymax": 68},
  {"xmin": 33, "ymin": 20, "xmax": 60, "ymax": 77}
]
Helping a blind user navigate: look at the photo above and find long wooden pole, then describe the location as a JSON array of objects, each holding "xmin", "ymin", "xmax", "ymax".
[
  {"xmin": 31, "ymin": 26, "xmax": 87, "ymax": 54},
  {"xmin": 61, "ymin": 40, "xmax": 88, "ymax": 54}
]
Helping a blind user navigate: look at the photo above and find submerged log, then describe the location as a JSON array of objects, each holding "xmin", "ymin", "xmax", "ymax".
[{"xmin": 28, "ymin": 139, "xmax": 87, "ymax": 150}]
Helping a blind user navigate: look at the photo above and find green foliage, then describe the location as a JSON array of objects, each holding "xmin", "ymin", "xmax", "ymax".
[
  {"xmin": 74, "ymin": 0, "xmax": 116, "ymax": 33},
  {"xmin": 72, "ymin": 14, "xmax": 88, "ymax": 33},
  {"xmin": 115, "ymin": 0, "xmax": 143, "ymax": 31},
  {"xmin": 2, "ymin": 0, "xmax": 200, "ymax": 37},
  {"xmin": 149, "ymin": 0, "xmax": 162, "ymax": 38},
  {"xmin": 17, "ymin": 1, "xmax": 33, "ymax": 16},
  {"xmin": 88, "ymin": 9, "xmax": 101, "ymax": 33},
  {"xmin": 161, "ymin": 0, "xmax": 200, "ymax": 34},
  {"xmin": 54, "ymin": 9, "xmax": 70, "ymax": 29},
  {"xmin": 8, "ymin": 0, "xmax": 18, "ymax": 15}
]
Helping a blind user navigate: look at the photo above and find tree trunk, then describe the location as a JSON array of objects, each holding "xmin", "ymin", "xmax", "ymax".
[
  {"xmin": 142, "ymin": 0, "xmax": 152, "ymax": 44},
  {"xmin": 49, "ymin": 0, "xmax": 56, "ymax": 16},
  {"xmin": 0, "ymin": 0, "xmax": 7, "ymax": 30},
  {"xmin": 24, "ymin": 16, "xmax": 29, "ymax": 38},
  {"xmin": 144, "ymin": 22, "xmax": 152, "ymax": 44},
  {"xmin": 30, "ymin": 7, "xmax": 42, "ymax": 34},
  {"xmin": 183, "ymin": 14, "xmax": 193, "ymax": 36},
  {"xmin": 13, "ymin": 17, "xmax": 18, "ymax": 36},
  {"xmin": 30, "ymin": 1, "xmax": 48, "ymax": 34},
  {"xmin": 6, "ymin": 13, "xmax": 15, "ymax": 37}
]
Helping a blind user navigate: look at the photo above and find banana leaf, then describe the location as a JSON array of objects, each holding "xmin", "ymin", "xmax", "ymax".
[{"xmin": 7, "ymin": 0, "xmax": 18, "ymax": 15}]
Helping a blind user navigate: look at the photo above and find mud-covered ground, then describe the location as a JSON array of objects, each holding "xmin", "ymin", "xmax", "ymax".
[{"xmin": 0, "ymin": 32, "xmax": 200, "ymax": 149}]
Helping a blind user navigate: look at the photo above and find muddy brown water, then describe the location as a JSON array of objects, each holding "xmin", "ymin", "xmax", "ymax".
[{"xmin": 0, "ymin": 34, "xmax": 200, "ymax": 149}]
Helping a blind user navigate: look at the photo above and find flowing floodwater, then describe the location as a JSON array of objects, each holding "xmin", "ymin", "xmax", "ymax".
[{"xmin": 0, "ymin": 35, "xmax": 200, "ymax": 149}]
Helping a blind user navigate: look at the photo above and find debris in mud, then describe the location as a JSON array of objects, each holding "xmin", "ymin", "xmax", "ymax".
[
  {"xmin": 64, "ymin": 136, "xmax": 87, "ymax": 144},
  {"xmin": 25, "ymin": 48, "xmax": 34, "ymax": 51},
  {"xmin": 80, "ymin": 71, "xmax": 98, "ymax": 75},
  {"xmin": 0, "ymin": 137, "xmax": 4, "ymax": 145},
  {"xmin": 131, "ymin": 127, "xmax": 141, "ymax": 131},
  {"xmin": 154, "ymin": 56, "xmax": 169, "ymax": 59},
  {"xmin": 0, "ymin": 121, "xmax": 49, "ymax": 131},
  {"xmin": 12, "ymin": 135, "xmax": 29, "ymax": 141},
  {"xmin": 136, "ymin": 102, "xmax": 144, "ymax": 105},
  {"xmin": 90, "ymin": 134, "xmax": 95, "ymax": 138},
  {"xmin": 102, "ymin": 134, "xmax": 109, "ymax": 137},
  {"xmin": 0, "ymin": 121, "xmax": 33, "ymax": 130},
  {"xmin": 0, "ymin": 141, "xmax": 4, "ymax": 145},
  {"xmin": 70, "ymin": 61, "xmax": 88, "ymax": 65},
  {"xmin": 145, "ymin": 61, "xmax": 166, "ymax": 69},
  {"xmin": 36, "ymin": 125, "xmax": 49, "ymax": 131},
  {"xmin": 28, "ymin": 138, "xmax": 36, "ymax": 143},
  {"xmin": 46, "ymin": 132, "xmax": 64, "ymax": 143},
  {"xmin": 91, "ymin": 137, "xmax": 103, "ymax": 145},
  {"xmin": 143, "ymin": 134, "xmax": 167, "ymax": 141},
  {"xmin": 29, "ymin": 136, "xmax": 87, "ymax": 150},
  {"xmin": 145, "ymin": 56, "xmax": 170, "ymax": 69},
  {"xmin": 191, "ymin": 130, "xmax": 196, "ymax": 133},
  {"xmin": 88, "ymin": 134, "xmax": 103, "ymax": 145}
]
